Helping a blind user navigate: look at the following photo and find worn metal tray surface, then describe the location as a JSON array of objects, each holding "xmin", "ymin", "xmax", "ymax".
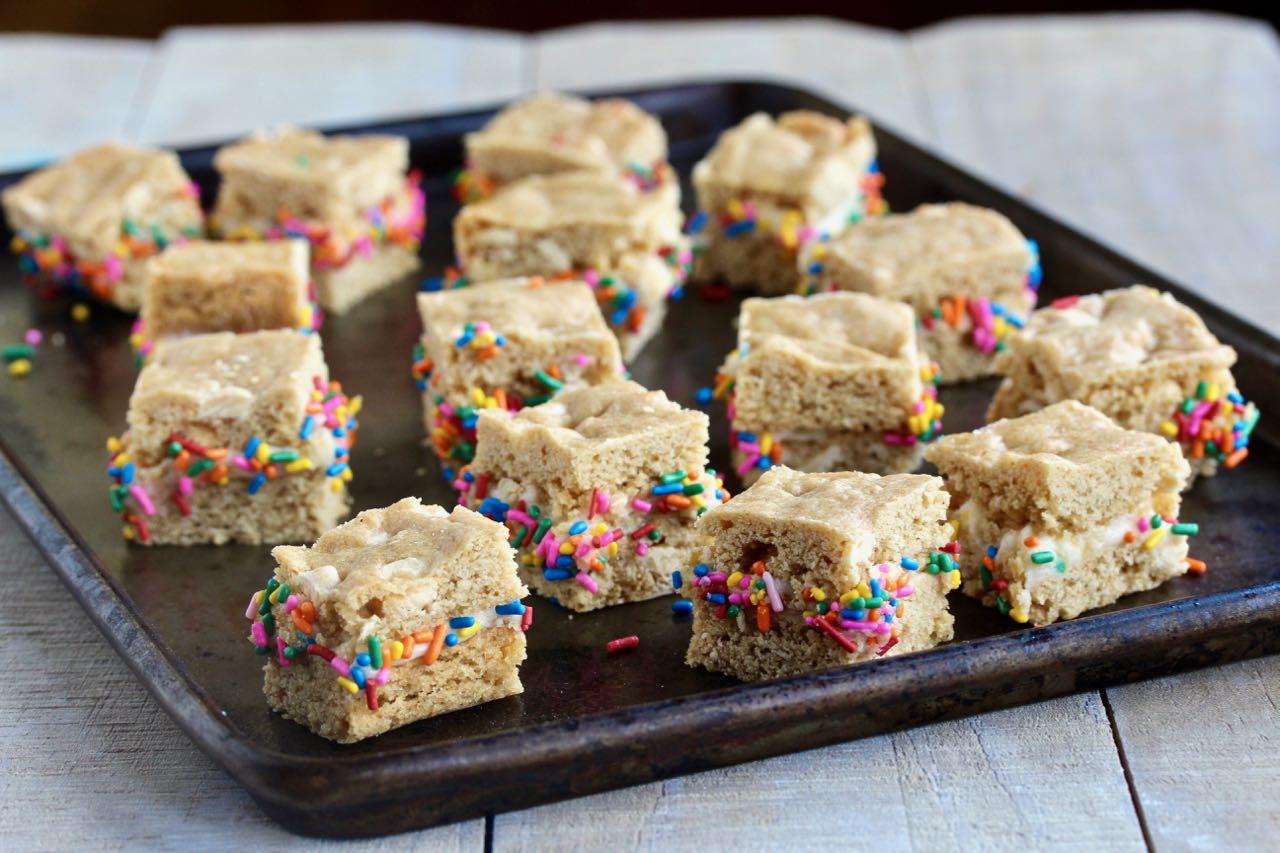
[{"xmin": 1, "ymin": 82, "xmax": 1278, "ymax": 838}]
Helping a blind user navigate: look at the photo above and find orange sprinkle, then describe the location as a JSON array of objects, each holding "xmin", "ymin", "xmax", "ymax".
[
  {"xmin": 589, "ymin": 557, "xmax": 604, "ymax": 572},
  {"xmin": 494, "ymin": 388, "xmax": 507, "ymax": 410},
  {"xmin": 983, "ymin": 555, "xmax": 996, "ymax": 571},
  {"xmin": 769, "ymin": 443, "xmax": 783, "ymax": 463},
  {"xmin": 952, "ymin": 295, "xmax": 968, "ymax": 327},
  {"xmin": 1185, "ymin": 557, "xmax": 1207, "ymax": 574},
  {"xmin": 665, "ymin": 494, "xmax": 692, "ymax": 509},
  {"xmin": 401, "ymin": 634, "xmax": 415, "ymax": 659},
  {"xmin": 527, "ymin": 275, "xmax": 545, "ymax": 288},
  {"xmin": 205, "ymin": 448, "xmax": 228, "ymax": 461},
  {"xmin": 175, "ymin": 450, "xmax": 191, "ymax": 471},
  {"xmin": 1191, "ymin": 439, "xmax": 1205, "ymax": 459},
  {"xmin": 299, "ymin": 601, "xmax": 317, "ymax": 621},
  {"xmin": 1221, "ymin": 432, "xmax": 1235, "ymax": 453},
  {"xmin": 264, "ymin": 464, "xmax": 279, "ymax": 480},
  {"xmin": 757, "ymin": 602, "xmax": 771, "ymax": 632},
  {"xmin": 477, "ymin": 345, "xmax": 500, "ymax": 360},
  {"xmin": 627, "ymin": 307, "xmax": 646, "ymax": 334},
  {"xmin": 1123, "ymin": 531, "xmax": 1136, "ymax": 544},
  {"xmin": 1225, "ymin": 448, "xmax": 1249, "ymax": 469},
  {"xmin": 1024, "ymin": 535, "xmax": 1039, "ymax": 547},
  {"xmin": 424, "ymin": 624, "xmax": 448, "ymax": 665},
  {"xmin": 546, "ymin": 364, "xmax": 562, "ymax": 380},
  {"xmin": 291, "ymin": 611, "xmax": 313, "ymax": 634},
  {"xmin": 751, "ymin": 560, "xmax": 767, "ymax": 575},
  {"xmin": 412, "ymin": 629, "xmax": 434, "ymax": 643}
]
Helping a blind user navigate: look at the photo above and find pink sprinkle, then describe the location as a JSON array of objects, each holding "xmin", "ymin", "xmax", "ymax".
[
  {"xmin": 374, "ymin": 667, "xmax": 392, "ymax": 685},
  {"xmin": 736, "ymin": 454, "xmax": 761, "ymax": 476},
  {"xmin": 452, "ymin": 478, "xmax": 468, "ymax": 491},
  {"xmin": 276, "ymin": 636, "xmax": 290, "ymax": 666},
  {"xmin": 575, "ymin": 353, "xmax": 591, "ymax": 367},
  {"xmin": 575, "ymin": 542, "xmax": 592, "ymax": 557},
  {"xmin": 728, "ymin": 593, "xmax": 744, "ymax": 605},
  {"xmin": 313, "ymin": 376, "xmax": 326, "ymax": 392},
  {"xmin": 631, "ymin": 498, "xmax": 652, "ymax": 513},
  {"xmin": 104, "ymin": 255, "xmax": 123, "ymax": 280},
  {"xmin": 284, "ymin": 594, "xmax": 298, "ymax": 613},
  {"xmin": 129, "ymin": 484, "xmax": 155, "ymax": 516},
  {"xmin": 583, "ymin": 269, "xmax": 600, "ymax": 286},
  {"xmin": 330, "ymin": 656, "xmax": 351, "ymax": 677},
  {"xmin": 595, "ymin": 489, "xmax": 610, "ymax": 516},
  {"xmin": 245, "ymin": 593, "xmax": 261, "ymax": 620},
  {"xmin": 439, "ymin": 401, "xmax": 455, "ymax": 417},
  {"xmin": 575, "ymin": 571, "xmax": 599, "ymax": 594},
  {"xmin": 507, "ymin": 509, "xmax": 535, "ymax": 526},
  {"xmin": 232, "ymin": 455, "xmax": 253, "ymax": 471},
  {"xmin": 763, "ymin": 572, "xmax": 784, "ymax": 612},
  {"xmin": 1138, "ymin": 516, "xmax": 1150, "ymax": 532},
  {"xmin": 707, "ymin": 573, "xmax": 728, "ymax": 583},
  {"xmin": 23, "ymin": 328, "xmax": 41, "ymax": 346},
  {"xmin": 178, "ymin": 476, "xmax": 194, "ymax": 495},
  {"xmin": 898, "ymin": 585, "xmax": 914, "ymax": 598},
  {"xmin": 636, "ymin": 542, "xmax": 650, "ymax": 556},
  {"xmin": 250, "ymin": 622, "xmax": 268, "ymax": 648}
]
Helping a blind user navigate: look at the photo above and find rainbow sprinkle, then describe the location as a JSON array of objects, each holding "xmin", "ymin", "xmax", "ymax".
[
  {"xmin": 1159, "ymin": 380, "xmax": 1258, "ymax": 471},
  {"xmin": 246, "ymin": 582, "xmax": 530, "ymax": 712},
  {"xmin": 455, "ymin": 321, "xmax": 506, "ymax": 359},
  {"xmin": 106, "ymin": 376, "xmax": 359, "ymax": 543}
]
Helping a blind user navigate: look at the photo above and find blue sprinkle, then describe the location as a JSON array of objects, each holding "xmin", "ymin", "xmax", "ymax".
[
  {"xmin": 610, "ymin": 307, "xmax": 629, "ymax": 326},
  {"xmin": 495, "ymin": 601, "xmax": 525, "ymax": 615},
  {"xmin": 652, "ymin": 483, "xmax": 683, "ymax": 495},
  {"xmin": 299, "ymin": 416, "xmax": 315, "ymax": 440},
  {"xmin": 756, "ymin": 456, "xmax": 772, "ymax": 470},
  {"xmin": 495, "ymin": 335, "xmax": 506, "ymax": 346},
  {"xmin": 672, "ymin": 600, "xmax": 694, "ymax": 615},
  {"xmin": 334, "ymin": 447, "xmax": 347, "ymax": 458},
  {"xmin": 884, "ymin": 613, "xmax": 894, "ymax": 624},
  {"xmin": 901, "ymin": 556, "xmax": 920, "ymax": 570},
  {"xmin": 808, "ymin": 262, "xmax": 823, "ymax": 274},
  {"xmin": 421, "ymin": 277, "xmax": 444, "ymax": 292},
  {"xmin": 869, "ymin": 579, "xmax": 882, "ymax": 598},
  {"xmin": 694, "ymin": 563, "xmax": 710, "ymax": 577},
  {"xmin": 867, "ymin": 159, "xmax": 881, "ymax": 174},
  {"xmin": 333, "ymin": 426, "xmax": 347, "ymax": 438},
  {"xmin": 356, "ymin": 653, "xmax": 371, "ymax": 667},
  {"xmin": 350, "ymin": 667, "xmax": 367, "ymax": 688},
  {"xmin": 463, "ymin": 471, "xmax": 475, "ymax": 482},
  {"xmin": 569, "ymin": 520, "xmax": 588, "ymax": 535},
  {"xmin": 687, "ymin": 210, "xmax": 708, "ymax": 234},
  {"xmin": 543, "ymin": 568, "xmax": 573, "ymax": 581},
  {"xmin": 449, "ymin": 616, "xmax": 475, "ymax": 629},
  {"xmin": 325, "ymin": 462, "xmax": 347, "ymax": 477},
  {"xmin": 695, "ymin": 387, "xmax": 713, "ymax": 406},
  {"xmin": 555, "ymin": 554, "xmax": 574, "ymax": 569},
  {"xmin": 671, "ymin": 570, "xmax": 683, "ymax": 590},
  {"xmin": 987, "ymin": 545, "xmax": 998, "ymax": 558},
  {"xmin": 244, "ymin": 437, "xmax": 261, "ymax": 458},
  {"xmin": 248, "ymin": 473, "xmax": 266, "ymax": 495},
  {"xmin": 724, "ymin": 219, "xmax": 756, "ymax": 237},
  {"xmin": 1228, "ymin": 391, "xmax": 1244, "ymax": 405},
  {"xmin": 445, "ymin": 633, "xmax": 459, "ymax": 647},
  {"xmin": 737, "ymin": 431, "xmax": 757, "ymax": 443},
  {"xmin": 121, "ymin": 462, "xmax": 135, "ymax": 485},
  {"xmin": 707, "ymin": 593, "xmax": 727, "ymax": 605}
]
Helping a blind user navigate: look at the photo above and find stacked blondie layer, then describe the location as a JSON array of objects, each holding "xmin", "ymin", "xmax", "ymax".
[
  {"xmin": 690, "ymin": 111, "xmax": 882, "ymax": 294},
  {"xmin": 211, "ymin": 128, "xmax": 424, "ymax": 314},
  {"xmin": 248, "ymin": 498, "xmax": 529, "ymax": 742},
  {"xmin": 716, "ymin": 291, "xmax": 941, "ymax": 484},
  {"xmin": 132, "ymin": 239, "xmax": 317, "ymax": 362},
  {"xmin": 415, "ymin": 277, "xmax": 625, "ymax": 476},
  {"xmin": 989, "ymin": 286, "xmax": 1259, "ymax": 480},
  {"xmin": 457, "ymin": 381, "xmax": 728, "ymax": 611},
  {"xmin": 107, "ymin": 330, "xmax": 358, "ymax": 545},
  {"xmin": 926, "ymin": 401, "xmax": 1199, "ymax": 624},
  {"xmin": 802, "ymin": 202, "xmax": 1041, "ymax": 382},
  {"xmin": 681, "ymin": 467, "xmax": 958, "ymax": 681},
  {"xmin": 1, "ymin": 143, "xmax": 204, "ymax": 311}
]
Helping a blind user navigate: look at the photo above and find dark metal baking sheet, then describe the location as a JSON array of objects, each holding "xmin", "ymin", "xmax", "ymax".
[{"xmin": 1, "ymin": 81, "xmax": 1277, "ymax": 838}]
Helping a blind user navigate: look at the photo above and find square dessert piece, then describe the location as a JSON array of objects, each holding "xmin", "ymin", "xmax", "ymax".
[
  {"xmin": 455, "ymin": 381, "xmax": 729, "ymax": 611},
  {"xmin": 246, "ymin": 498, "xmax": 530, "ymax": 743},
  {"xmin": 456, "ymin": 92, "xmax": 676, "ymax": 203},
  {"xmin": 925, "ymin": 400, "xmax": 1201, "ymax": 625},
  {"xmin": 106, "ymin": 330, "xmax": 358, "ymax": 545},
  {"xmin": 132, "ymin": 239, "xmax": 316, "ymax": 361},
  {"xmin": 2, "ymin": 142, "xmax": 204, "ymax": 311},
  {"xmin": 690, "ymin": 111, "xmax": 881, "ymax": 294},
  {"xmin": 801, "ymin": 202, "xmax": 1041, "ymax": 382},
  {"xmin": 415, "ymin": 278, "xmax": 625, "ymax": 474},
  {"xmin": 989, "ymin": 286, "xmax": 1260, "ymax": 480},
  {"xmin": 715, "ymin": 292, "xmax": 941, "ymax": 485},
  {"xmin": 680, "ymin": 466, "xmax": 958, "ymax": 682},
  {"xmin": 211, "ymin": 128, "xmax": 424, "ymax": 314},
  {"xmin": 453, "ymin": 170, "xmax": 684, "ymax": 283}
]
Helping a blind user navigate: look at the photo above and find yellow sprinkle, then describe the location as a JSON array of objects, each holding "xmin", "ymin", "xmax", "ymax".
[
  {"xmin": 993, "ymin": 317, "xmax": 1008, "ymax": 337},
  {"xmin": 340, "ymin": 467, "xmax": 353, "ymax": 483},
  {"xmin": 759, "ymin": 433, "xmax": 772, "ymax": 456},
  {"xmin": 592, "ymin": 523, "xmax": 608, "ymax": 535},
  {"xmin": 70, "ymin": 303, "xmax": 89, "ymax": 323},
  {"xmin": 349, "ymin": 396, "xmax": 363, "ymax": 415},
  {"xmin": 812, "ymin": 244, "xmax": 828, "ymax": 260},
  {"xmin": 559, "ymin": 542, "xmax": 575, "ymax": 555},
  {"xmin": 8, "ymin": 358, "xmax": 31, "ymax": 377},
  {"xmin": 727, "ymin": 571, "xmax": 744, "ymax": 589},
  {"xmin": 253, "ymin": 590, "xmax": 264, "ymax": 606},
  {"xmin": 810, "ymin": 588, "xmax": 826, "ymax": 602},
  {"xmin": 1143, "ymin": 528, "xmax": 1168, "ymax": 550},
  {"xmin": 948, "ymin": 569, "xmax": 962, "ymax": 591},
  {"xmin": 471, "ymin": 388, "xmax": 485, "ymax": 405},
  {"xmin": 389, "ymin": 640, "xmax": 404, "ymax": 661},
  {"xmin": 255, "ymin": 443, "xmax": 271, "ymax": 463},
  {"xmin": 336, "ymin": 677, "xmax": 359, "ymax": 694},
  {"xmin": 268, "ymin": 588, "xmax": 280, "ymax": 605},
  {"xmin": 1010, "ymin": 607, "xmax": 1029, "ymax": 624},
  {"xmin": 457, "ymin": 624, "xmax": 481, "ymax": 639},
  {"xmin": 285, "ymin": 458, "xmax": 313, "ymax": 473},
  {"xmin": 329, "ymin": 479, "xmax": 342, "ymax": 493},
  {"xmin": 106, "ymin": 437, "xmax": 123, "ymax": 453},
  {"xmin": 857, "ymin": 582, "xmax": 871, "ymax": 598},
  {"xmin": 122, "ymin": 525, "xmax": 136, "ymax": 541},
  {"xmin": 1159, "ymin": 421, "xmax": 1178, "ymax": 438},
  {"xmin": 607, "ymin": 542, "xmax": 618, "ymax": 557},
  {"xmin": 1206, "ymin": 383, "xmax": 1220, "ymax": 402},
  {"xmin": 727, "ymin": 199, "xmax": 745, "ymax": 219}
]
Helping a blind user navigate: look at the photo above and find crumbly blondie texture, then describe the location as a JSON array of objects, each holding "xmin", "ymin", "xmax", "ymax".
[
  {"xmin": 107, "ymin": 330, "xmax": 358, "ymax": 545},
  {"xmin": 715, "ymin": 292, "xmax": 941, "ymax": 484},
  {"xmin": 690, "ymin": 111, "xmax": 881, "ymax": 294},
  {"xmin": 453, "ymin": 171, "xmax": 684, "ymax": 282},
  {"xmin": 248, "ymin": 498, "xmax": 529, "ymax": 743},
  {"xmin": 137, "ymin": 239, "xmax": 314, "ymax": 350},
  {"xmin": 415, "ymin": 278, "xmax": 625, "ymax": 472},
  {"xmin": 211, "ymin": 128, "xmax": 424, "ymax": 314},
  {"xmin": 2, "ymin": 142, "xmax": 204, "ymax": 311},
  {"xmin": 457, "ymin": 92, "xmax": 675, "ymax": 201},
  {"xmin": 802, "ymin": 202, "xmax": 1041, "ymax": 382},
  {"xmin": 989, "ymin": 286, "xmax": 1259, "ymax": 480},
  {"xmin": 925, "ymin": 400, "xmax": 1202, "ymax": 625},
  {"xmin": 681, "ymin": 467, "xmax": 958, "ymax": 682},
  {"xmin": 457, "ymin": 381, "xmax": 728, "ymax": 611}
]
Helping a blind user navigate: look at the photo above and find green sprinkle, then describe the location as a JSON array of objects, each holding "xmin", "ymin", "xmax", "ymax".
[
  {"xmin": 528, "ymin": 504, "xmax": 541, "ymax": 519},
  {"xmin": 262, "ymin": 613, "xmax": 276, "ymax": 637},
  {"xmin": 295, "ymin": 155, "xmax": 310, "ymax": 168},
  {"xmin": 524, "ymin": 394, "xmax": 553, "ymax": 406},
  {"xmin": 683, "ymin": 483, "xmax": 705, "ymax": 496},
  {"xmin": 534, "ymin": 369, "xmax": 563, "ymax": 391},
  {"xmin": 979, "ymin": 565, "xmax": 992, "ymax": 591},
  {"xmin": 1182, "ymin": 398, "xmax": 1196, "ymax": 414},
  {"xmin": 1055, "ymin": 562, "xmax": 1067, "ymax": 573},
  {"xmin": 510, "ymin": 525, "xmax": 527, "ymax": 546},
  {"xmin": 254, "ymin": 645, "xmax": 269, "ymax": 655},
  {"xmin": 451, "ymin": 442, "xmax": 475, "ymax": 462},
  {"xmin": 647, "ymin": 530, "xmax": 662, "ymax": 542},
  {"xmin": 1195, "ymin": 380, "xmax": 1208, "ymax": 399},
  {"xmin": 866, "ymin": 597, "xmax": 883, "ymax": 609},
  {"xmin": 816, "ymin": 601, "xmax": 830, "ymax": 615},
  {"xmin": 167, "ymin": 441, "xmax": 182, "ymax": 457},
  {"xmin": 2, "ymin": 344, "xmax": 33, "ymax": 362},
  {"xmin": 1151, "ymin": 514, "xmax": 1163, "ymax": 528},
  {"xmin": 727, "ymin": 604, "xmax": 740, "ymax": 618},
  {"xmin": 926, "ymin": 563, "xmax": 940, "ymax": 575},
  {"xmin": 269, "ymin": 450, "xmax": 299, "ymax": 463},
  {"xmin": 368, "ymin": 636, "xmax": 382, "ymax": 669},
  {"xmin": 187, "ymin": 458, "xmax": 214, "ymax": 476},
  {"xmin": 660, "ymin": 470, "xmax": 686, "ymax": 484},
  {"xmin": 1030, "ymin": 551, "xmax": 1055, "ymax": 564},
  {"xmin": 266, "ymin": 578, "xmax": 280, "ymax": 592},
  {"xmin": 532, "ymin": 518, "xmax": 553, "ymax": 544},
  {"xmin": 996, "ymin": 598, "xmax": 1011, "ymax": 615},
  {"xmin": 123, "ymin": 219, "xmax": 141, "ymax": 237},
  {"xmin": 1172, "ymin": 523, "xmax": 1199, "ymax": 536},
  {"xmin": 283, "ymin": 646, "xmax": 299, "ymax": 660},
  {"xmin": 150, "ymin": 223, "xmax": 168, "ymax": 248},
  {"xmin": 109, "ymin": 489, "xmax": 124, "ymax": 513},
  {"xmin": 276, "ymin": 584, "xmax": 290, "ymax": 603}
]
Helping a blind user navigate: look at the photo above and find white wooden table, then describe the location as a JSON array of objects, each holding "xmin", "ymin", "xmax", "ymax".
[{"xmin": 2, "ymin": 14, "xmax": 1278, "ymax": 851}]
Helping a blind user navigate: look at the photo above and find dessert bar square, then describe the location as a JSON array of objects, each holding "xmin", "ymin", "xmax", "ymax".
[
  {"xmin": 415, "ymin": 277, "xmax": 625, "ymax": 473},
  {"xmin": 247, "ymin": 498, "xmax": 529, "ymax": 743},
  {"xmin": 690, "ymin": 111, "xmax": 881, "ymax": 294},
  {"xmin": 716, "ymin": 291, "xmax": 941, "ymax": 484},
  {"xmin": 802, "ymin": 202, "xmax": 1041, "ymax": 382},
  {"xmin": 107, "ymin": 330, "xmax": 357, "ymax": 545},
  {"xmin": 456, "ymin": 92, "xmax": 675, "ymax": 202},
  {"xmin": 211, "ymin": 128, "xmax": 424, "ymax": 314},
  {"xmin": 989, "ymin": 285, "xmax": 1260, "ymax": 480},
  {"xmin": 455, "ymin": 380, "xmax": 728, "ymax": 611},
  {"xmin": 2, "ymin": 142, "xmax": 204, "ymax": 311},
  {"xmin": 452, "ymin": 170, "xmax": 684, "ymax": 284},
  {"xmin": 680, "ymin": 466, "xmax": 958, "ymax": 682},
  {"xmin": 925, "ymin": 400, "xmax": 1200, "ymax": 625},
  {"xmin": 134, "ymin": 239, "xmax": 316, "ymax": 360}
]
